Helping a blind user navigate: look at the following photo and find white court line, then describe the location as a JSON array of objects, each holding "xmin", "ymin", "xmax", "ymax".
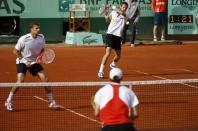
[
  {"xmin": 33, "ymin": 96, "xmax": 101, "ymax": 124},
  {"xmin": 179, "ymin": 68, "xmax": 198, "ymax": 74},
  {"xmin": 133, "ymin": 70, "xmax": 198, "ymax": 89},
  {"xmin": 134, "ymin": 70, "xmax": 168, "ymax": 80},
  {"xmin": 138, "ymin": 91, "xmax": 198, "ymax": 95},
  {"xmin": 165, "ymin": 68, "xmax": 198, "ymax": 74}
]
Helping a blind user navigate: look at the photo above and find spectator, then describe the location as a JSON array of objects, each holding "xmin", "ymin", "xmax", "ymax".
[
  {"xmin": 123, "ymin": 0, "xmax": 140, "ymax": 47},
  {"xmin": 152, "ymin": 0, "xmax": 167, "ymax": 41}
]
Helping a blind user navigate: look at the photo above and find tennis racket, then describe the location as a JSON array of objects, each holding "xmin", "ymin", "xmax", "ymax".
[
  {"xmin": 90, "ymin": 95, "xmax": 95, "ymax": 109},
  {"xmin": 36, "ymin": 48, "xmax": 56, "ymax": 64},
  {"xmin": 99, "ymin": 4, "xmax": 122, "ymax": 18},
  {"xmin": 99, "ymin": 4, "xmax": 111, "ymax": 16}
]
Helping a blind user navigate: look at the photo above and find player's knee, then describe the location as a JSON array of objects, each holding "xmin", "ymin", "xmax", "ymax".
[
  {"xmin": 17, "ymin": 73, "xmax": 25, "ymax": 82},
  {"xmin": 17, "ymin": 80, "xmax": 24, "ymax": 83},
  {"xmin": 42, "ymin": 76, "xmax": 48, "ymax": 82},
  {"xmin": 17, "ymin": 77, "xmax": 25, "ymax": 83},
  {"xmin": 38, "ymin": 72, "xmax": 48, "ymax": 82}
]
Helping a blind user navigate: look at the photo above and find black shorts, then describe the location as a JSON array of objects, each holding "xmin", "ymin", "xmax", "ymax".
[
  {"xmin": 16, "ymin": 63, "xmax": 44, "ymax": 76},
  {"xmin": 101, "ymin": 123, "xmax": 136, "ymax": 131},
  {"xmin": 105, "ymin": 34, "xmax": 122, "ymax": 50}
]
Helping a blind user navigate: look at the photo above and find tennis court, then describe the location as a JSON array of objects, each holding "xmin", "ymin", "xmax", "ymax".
[{"xmin": 0, "ymin": 43, "xmax": 198, "ymax": 131}]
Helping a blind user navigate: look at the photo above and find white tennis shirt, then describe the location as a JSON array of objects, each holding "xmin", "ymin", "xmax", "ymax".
[
  {"xmin": 15, "ymin": 33, "xmax": 45, "ymax": 64},
  {"xmin": 94, "ymin": 83, "xmax": 139, "ymax": 110},
  {"xmin": 106, "ymin": 11, "xmax": 126, "ymax": 37}
]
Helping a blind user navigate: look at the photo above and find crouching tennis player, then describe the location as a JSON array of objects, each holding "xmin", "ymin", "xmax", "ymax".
[
  {"xmin": 94, "ymin": 68, "xmax": 139, "ymax": 131},
  {"xmin": 5, "ymin": 22, "xmax": 61, "ymax": 111}
]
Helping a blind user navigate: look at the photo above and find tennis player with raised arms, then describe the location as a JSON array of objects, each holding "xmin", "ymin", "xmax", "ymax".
[
  {"xmin": 97, "ymin": 2, "xmax": 128, "ymax": 79},
  {"xmin": 5, "ymin": 22, "xmax": 60, "ymax": 111}
]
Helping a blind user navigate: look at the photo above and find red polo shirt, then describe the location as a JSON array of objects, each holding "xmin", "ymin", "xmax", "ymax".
[{"xmin": 152, "ymin": 0, "xmax": 167, "ymax": 12}]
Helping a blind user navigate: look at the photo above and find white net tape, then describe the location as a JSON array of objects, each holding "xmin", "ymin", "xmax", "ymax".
[{"xmin": 0, "ymin": 79, "xmax": 198, "ymax": 87}]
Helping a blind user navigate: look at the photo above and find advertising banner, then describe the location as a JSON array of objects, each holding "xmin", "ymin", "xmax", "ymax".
[
  {"xmin": 168, "ymin": 0, "xmax": 198, "ymax": 35},
  {"xmin": 0, "ymin": 0, "xmax": 154, "ymax": 18}
]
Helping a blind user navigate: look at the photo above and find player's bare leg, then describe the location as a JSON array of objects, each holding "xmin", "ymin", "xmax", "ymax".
[
  {"xmin": 98, "ymin": 47, "xmax": 112, "ymax": 78},
  {"xmin": 37, "ymin": 71, "xmax": 62, "ymax": 110},
  {"xmin": 161, "ymin": 25, "xmax": 165, "ymax": 41},
  {"xmin": 5, "ymin": 73, "xmax": 25, "ymax": 111},
  {"xmin": 153, "ymin": 25, "xmax": 157, "ymax": 41},
  {"xmin": 110, "ymin": 50, "xmax": 121, "ymax": 69}
]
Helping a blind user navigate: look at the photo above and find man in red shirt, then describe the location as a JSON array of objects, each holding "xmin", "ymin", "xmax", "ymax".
[
  {"xmin": 94, "ymin": 68, "xmax": 139, "ymax": 131},
  {"xmin": 152, "ymin": 0, "xmax": 167, "ymax": 41}
]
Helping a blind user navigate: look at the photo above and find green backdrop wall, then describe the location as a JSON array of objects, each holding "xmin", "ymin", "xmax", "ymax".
[{"xmin": 2, "ymin": 0, "xmax": 189, "ymax": 43}]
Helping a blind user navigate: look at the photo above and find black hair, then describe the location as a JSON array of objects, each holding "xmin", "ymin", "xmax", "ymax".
[
  {"xmin": 110, "ymin": 76, "xmax": 121, "ymax": 83},
  {"xmin": 29, "ymin": 22, "xmax": 40, "ymax": 29},
  {"xmin": 121, "ymin": 2, "xmax": 128, "ymax": 7}
]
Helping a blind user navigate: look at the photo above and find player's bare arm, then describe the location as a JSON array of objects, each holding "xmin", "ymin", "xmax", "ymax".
[
  {"xmin": 94, "ymin": 104, "xmax": 100, "ymax": 117},
  {"xmin": 105, "ymin": 15, "xmax": 111, "ymax": 23},
  {"xmin": 40, "ymin": 48, "xmax": 45, "ymax": 54},
  {"xmin": 36, "ymin": 48, "xmax": 44, "ymax": 63},
  {"xmin": 13, "ymin": 48, "xmax": 22, "ymax": 59},
  {"xmin": 129, "ymin": 107, "xmax": 138, "ymax": 120}
]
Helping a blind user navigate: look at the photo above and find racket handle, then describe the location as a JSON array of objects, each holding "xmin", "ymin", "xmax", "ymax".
[
  {"xmin": 36, "ymin": 55, "xmax": 42, "ymax": 63},
  {"xmin": 91, "ymin": 96, "xmax": 95, "ymax": 109}
]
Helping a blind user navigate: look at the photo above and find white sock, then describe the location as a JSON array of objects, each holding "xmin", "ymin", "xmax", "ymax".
[
  {"xmin": 161, "ymin": 31, "xmax": 165, "ymax": 38},
  {"xmin": 47, "ymin": 93, "xmax": 54, "ymax": 103},
  {"xmin": 99, "ymin": 64, "xmax": 105, "ymax": 73},
  {"xmin": 7, "ymin": 92, "xmax": 14, "ymax": 103}
]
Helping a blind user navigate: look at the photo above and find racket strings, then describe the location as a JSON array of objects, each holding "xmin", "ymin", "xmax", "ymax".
[{"xmin": 42, "ymin": 49, "xmax": 55, "ymax": 64}]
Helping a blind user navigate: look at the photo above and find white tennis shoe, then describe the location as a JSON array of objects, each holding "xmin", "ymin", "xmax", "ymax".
[
  {"xmin": 5, "ymin": 101, "xmax": 13, "ymax": 111},
  {"xmin": 131, "ymin": 43, "xmax": 135, "ymax": 47},
  {"xmin": 161, "ymin": 36, "xmax": 165, "ymax": 41},
  {"xmin": 153, "ymin": 38, "xmax": 157, "ymax": 42},
  {"xmin": 49, "ymin": 100, "xmax": 63, "ymax": 110},
  {"xmin": 98, "ymin": 72, "xmax": 104, "ymax": 79},
  {"xmin": 110, "ymin": 63, "xmax": 117, "ymax": 69}
]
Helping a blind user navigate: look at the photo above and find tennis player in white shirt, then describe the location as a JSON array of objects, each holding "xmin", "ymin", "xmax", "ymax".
[
  {"xmin": 98, "ymin": 2, "xmax": 128, "ymax": 79},
  {"xmin": 5, "ymin": 22, "xmax": 60, "ymax": 111}
]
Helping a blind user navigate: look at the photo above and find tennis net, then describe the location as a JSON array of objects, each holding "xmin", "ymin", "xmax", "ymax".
[{"xmin": 0, "ymin": 79, "xmax": 198, "ymax": 131}]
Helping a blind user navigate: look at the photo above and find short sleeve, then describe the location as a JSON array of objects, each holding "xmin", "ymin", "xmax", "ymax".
[
  {"xmin": 39, "ymin": 34, "xmax": 46, "ymax": 48},
  {"xmin": 41, "ymin": 34, "xmax": 46, "ymax": 44},
  {"xmin": 15, "ymin": 36, "xmax": 25, "ymax": 51},
  {"xmin": 111, "ymin": 11, "xmax": 117, "ymax": 21},
  {"xmin": 94, "ymin": 90, "xmax": 101, "ymax": 105},
  {"xmin": 129, "ymin": 89, "xmax": 139, "ymax": 108}
]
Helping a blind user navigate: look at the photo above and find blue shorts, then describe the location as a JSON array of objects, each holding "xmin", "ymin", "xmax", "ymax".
[
  {"xmin": 16, "ymin": 63, "xmax": 44, "ymax": 76},
  {"xmin": 154, "ymin": 12, "xmax": 167, "ymax": 26}
]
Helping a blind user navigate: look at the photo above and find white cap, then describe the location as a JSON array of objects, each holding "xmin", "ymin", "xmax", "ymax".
[{"xmin": 109, "ymin": 68, "xmax": 123, "ymax": 80}]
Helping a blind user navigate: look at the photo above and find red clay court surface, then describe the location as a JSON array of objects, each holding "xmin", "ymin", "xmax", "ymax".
[{"xmin": 0, "ymin": 43, "xmax": 198, "ymax": 131}]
